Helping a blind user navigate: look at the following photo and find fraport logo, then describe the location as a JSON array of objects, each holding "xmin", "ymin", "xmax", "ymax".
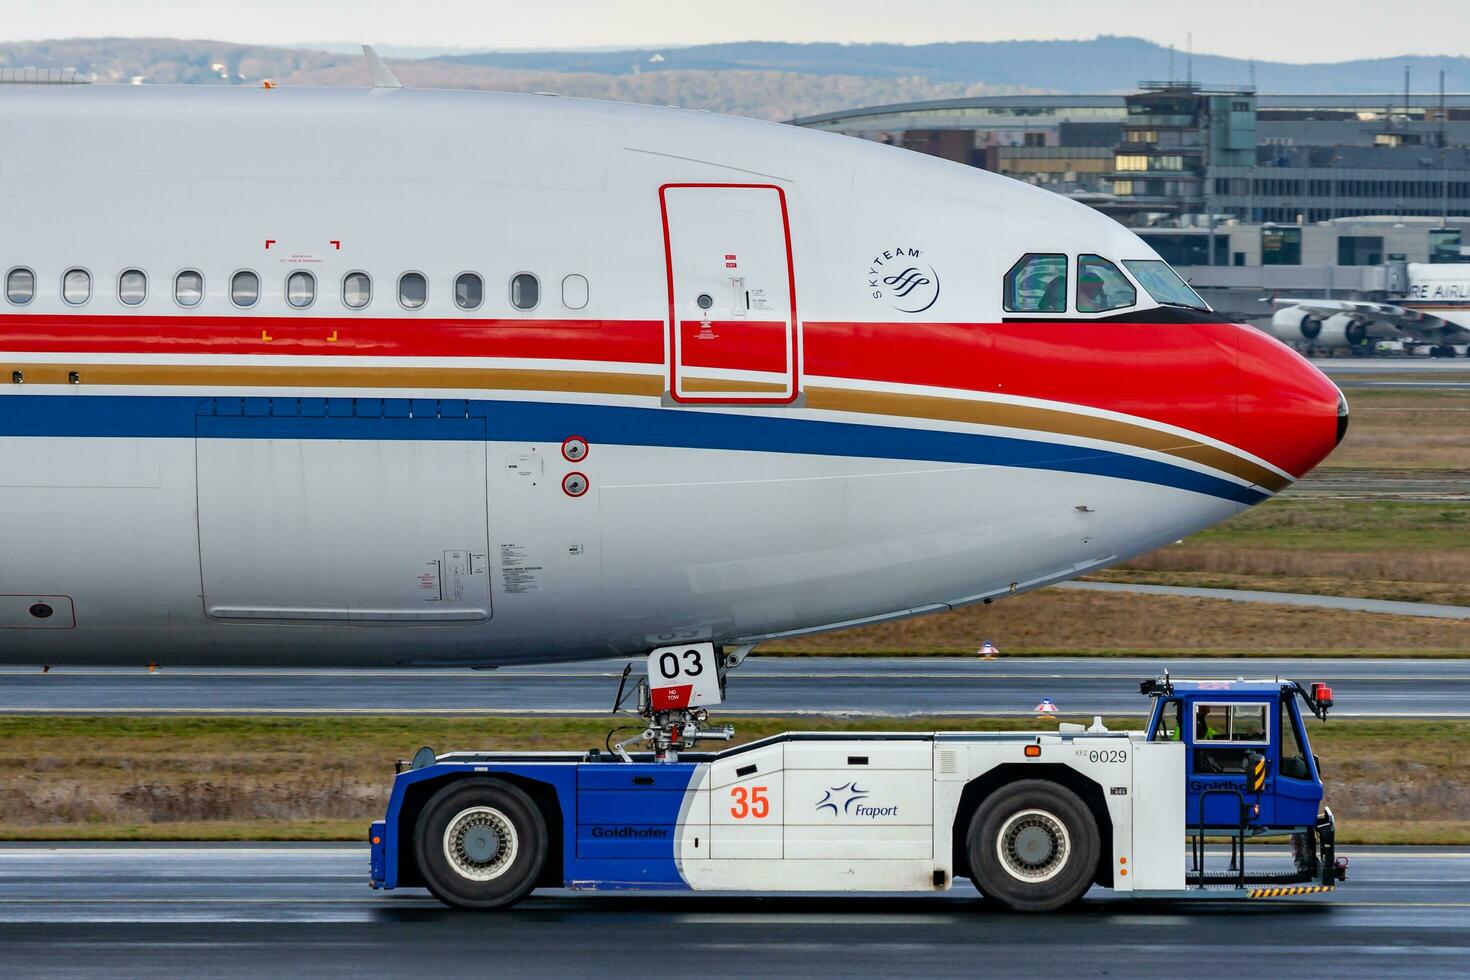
[
  {"xmin": 815, "ymin": 782, "xmax": 899, "ymax": 818},
  {"xmin": 867, "ymin": 245, "xmax": 941, "ymax": 314},
  {"xmin": 590, "ymin": 826, "xmax": 668, "ymax": 838}
]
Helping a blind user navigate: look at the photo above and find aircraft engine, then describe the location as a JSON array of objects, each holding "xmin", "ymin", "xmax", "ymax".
[
  {"xmin": 1316, "ymin": 313, "xmax": 1369, "ymax": 348},
  {"xmin": 1270, "ymin": 307, "xmax": 1326, "ymax": 342}
]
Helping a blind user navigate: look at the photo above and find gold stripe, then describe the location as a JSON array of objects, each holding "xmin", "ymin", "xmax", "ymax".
[
  {"xmin": 5, "ymin": 362, "xmax": 1283, "ymax": 490},
  {"xmin": 804, "ymin": 385, "xmax": 1292, "ymax": 493}
]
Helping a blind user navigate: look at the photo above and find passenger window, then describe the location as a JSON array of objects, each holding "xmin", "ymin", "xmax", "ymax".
[
  {"xmin": 454, "ymin": 273, "xmax": 482, "ymax": 310},
  {"xmin": 1076, "ymin": 255, "xmax": 1136, "ymax": 313},
  {"xmin": 562, "ymin": 274, "xmax": 589, "ymax": 310},
  {"xmin": 6, "ymin": 267, "xmax": 35, "ymax": 305},
  {"xmin": 231, "ymin": 270, "xmax": 260, "ymax": 308},
  {"xmin": 1003, "ymin": 254, "xmax": 1067, "ymax": 313},
  {"xmin": 286, "ymin": 271, "xmax": 316, "ymax": 309},
  {"xmin": 399, "ymin": 272, "xmax": 427, "ymax": 310},
  {"xmin": 62, "ymin": 268, "xmax": 91, "ymax": 305},
  {"xmin": 117, "ymin": 269, "xmax": 147, "ymax": 306},
  {"xmin": 510, "ymin": 273, "xmax": 539, "ymax": 311},
  {"xmin": 174, "ymin": 270, "xmax": 204, "ymax": 307},
  {"xmin": 342, "ymin": 272, "xmax": 372, "ymax": 309}
]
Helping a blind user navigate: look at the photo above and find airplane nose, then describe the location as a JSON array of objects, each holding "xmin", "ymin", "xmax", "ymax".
[{"xmin": 1235, "ymin": 326, "xmax": 1346, "ymax": 487}]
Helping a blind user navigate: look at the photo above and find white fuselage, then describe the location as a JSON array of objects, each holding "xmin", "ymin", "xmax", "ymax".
[{"xmin": 0, "ymin": 84, "xmax": 1342, "ymax": 666}]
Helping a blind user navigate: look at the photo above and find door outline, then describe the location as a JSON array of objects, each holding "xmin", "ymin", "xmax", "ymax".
[{"xmin": 659, "ymin": 182, "xmax": 800, "ymax": 405}]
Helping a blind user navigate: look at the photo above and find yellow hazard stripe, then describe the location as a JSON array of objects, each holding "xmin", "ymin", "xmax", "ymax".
[{"xmin": 1248, "ymin": 885, "xmax": 1337, "ymax": 898}]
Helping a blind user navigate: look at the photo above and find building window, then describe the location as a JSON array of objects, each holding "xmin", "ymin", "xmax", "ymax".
[
  {"xmin": 117, "ymin": 269, "xmax": 147, "ymax": 306},
  {"xmin": 1430, "ymin": 228, "xmax": 1463, "ymax": 264},
  {"xmin": 231, "ymin": 270, "xmax": 260, "ymax": 308},
  {"xmin": 286, "ymin": 270, "xmax": 316, "ymax": 309},
  {"xmin": 510, "ymin": 273, "xmax": 539, "ymax": 311},
  {"xmin": 562, "ymin": 274, "xmax": 589, "ymax": 310},
  {"xmin": 5, "ymin": 267, "xmax": 35, "ymax": 305},
  {"xmin": 398, "ymin": 272, "xmax": 427, "ymax": 310},
  {"xmin": 1337, "ymin": 236, "xmax": 1383, "ymax": 267},
  {"xmin": 174, "ymin": 270, "xmax": 204, "ymax": 307},
  {"xmin": 1076, "ymin": 255, "xmax": 1136, "ymax": 312},
  {"xmin": 1261, "ymin": 227, "xmax": 1302, "ymax": 266},
  {"xmin": 454, "ymin": 272, "xmax": 483, "ymax": 311},
  {"xmin": 342, "ymin": 272, "xmax": 372, "ymax": 309},
  {"xmin": 1115, "ymin": 154, "xmax": 1148, "ymax": 171},
  {"xmin": 62, "ymin": 268, "xmax": 91, "ymax": 306},
  {"xmin": 1003, "ymin": 254, "xmax": 1067, "ymax": 313}
]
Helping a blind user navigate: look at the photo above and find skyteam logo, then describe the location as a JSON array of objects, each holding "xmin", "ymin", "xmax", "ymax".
[
  {"xmin": 867, "ymin": 245, "xmax": 941, "ymax": 314},
  {"xmin": 815, "ymin": 782, "xmax": 899, "ymax": 818}
]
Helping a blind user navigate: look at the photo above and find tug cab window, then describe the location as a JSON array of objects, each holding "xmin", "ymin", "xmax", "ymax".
[
  {"xmin": 1003, "ymin": 254, "xmax": 1067, "ymax": 313},
  {"xmin": 1279, "ymin": 700, "xmax": 1310, "ymax": 779},
  {"xmin": 1193, "ymin": 701, "xmax": 1270, "ymax": 774},
  {"xmin": 1076, "ymin": 255, "xmax": 1136, "ymax": 312},
  {"xmin": 1150, "ymin": 699, "xmax": 1183, "ymax": 741},
  {"xmin": 1123, "ymin": 259, "xmax": 1208, "ymax": 311}
]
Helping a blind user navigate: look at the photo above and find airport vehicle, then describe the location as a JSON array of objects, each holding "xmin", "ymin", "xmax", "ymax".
[
  {"xmin": 369, "ymin": 669, "xmax": 1347, "ymax": 911},
  {"xmin": 0, "ymin": 58, "xmax": 1344, "ymax": 675},
  {"xmin": 1270, "ymin": 262, "xmax": 1470, "ymax": 356}
]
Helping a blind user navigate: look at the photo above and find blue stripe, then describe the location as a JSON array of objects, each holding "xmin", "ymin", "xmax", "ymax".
[{"xmin": 0, "ymin": 394, "xmax": 1268, "ymax": 505}]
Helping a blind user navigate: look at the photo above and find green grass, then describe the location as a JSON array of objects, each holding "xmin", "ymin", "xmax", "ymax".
[{"xmin": 1186, "ymin": 499, "xmax": 1470, "ymax": 552}]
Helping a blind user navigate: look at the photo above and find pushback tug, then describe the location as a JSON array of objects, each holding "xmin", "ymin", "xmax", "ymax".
[{"xmin": 370, "ymin": 650, "xmax": 1347, "ymax": 911}]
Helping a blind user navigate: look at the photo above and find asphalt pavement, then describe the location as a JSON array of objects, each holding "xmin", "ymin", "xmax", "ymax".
[
  {"xmin": 3, "ymin": 657, "xmax": 1467, "ymax": 716},
  {"xmin": 0, "ymin": 844, "xmax": 1464, "ymax": 979}
]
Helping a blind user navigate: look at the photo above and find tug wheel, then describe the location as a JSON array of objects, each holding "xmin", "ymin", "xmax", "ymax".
[
  {"xmin": 415, "ymin": 778, "xmax": 547, "ymax": 909},
  {"xmin": 967, "ymin": 780, "xmax": 1099, "ymax": 912}
]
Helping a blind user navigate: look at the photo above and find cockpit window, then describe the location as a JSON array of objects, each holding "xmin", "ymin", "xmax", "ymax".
[
  {"xmin": 1076, "ymin": 255, "xmax": 1136, "ymax": 313},
  {"xmin": 1123, "ymin": 259, "xmax": 1208, "ymax": 311},
  {"xmin": 1004, "ymin": 254, "xmax": 1068, "ymax": 313}
]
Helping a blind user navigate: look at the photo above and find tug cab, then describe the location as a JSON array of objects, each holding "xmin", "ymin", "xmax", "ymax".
[{"xmin": 1143, "ymin": 676, "xmax": 1345, "ymax": 890}]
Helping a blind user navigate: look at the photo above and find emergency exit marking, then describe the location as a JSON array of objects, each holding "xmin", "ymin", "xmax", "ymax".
[
  {"xmin": 330, "ymin": 240, "xmax": 342, "ymax": 250},
  {"xmin": 264, "ymin": 239, "xmax": 275, "ymax": 249}
]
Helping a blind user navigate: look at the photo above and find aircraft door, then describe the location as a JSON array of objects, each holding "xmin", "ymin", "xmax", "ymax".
[{"xmin": 660, "ymin": 183, "xmax": 799, "ymax": 403}]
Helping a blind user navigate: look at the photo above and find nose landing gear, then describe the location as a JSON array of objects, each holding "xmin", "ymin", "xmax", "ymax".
[{"xmin": 608, "ymin": 642, "xmax": 752, "ymax": 762}]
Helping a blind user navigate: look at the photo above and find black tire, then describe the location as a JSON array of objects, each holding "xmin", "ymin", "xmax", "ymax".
[
  {"xmin": 966, "ymin": 779, "xmax": 1100, "ymax": 912},
  {"xmin": 414, "ymin": 778, "xmax": 548, "ymax": 910}
]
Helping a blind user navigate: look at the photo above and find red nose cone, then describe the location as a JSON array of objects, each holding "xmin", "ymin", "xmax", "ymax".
[{"xmin": 1236, "ymin": 326, "xmax": 1345, "ymax": 483}]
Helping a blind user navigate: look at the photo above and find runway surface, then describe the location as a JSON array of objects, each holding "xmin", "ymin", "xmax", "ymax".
[
  {"xmin": 4, "ymin": 657, "xmax": 1468, "ymax": 717},
  {"xmin": 1, "ymin": 843, "xmax": 1465, "ymax": 979},
  {"xmin": 1057, "ymin": 581, "xmax": 1470, "ymax": 619}
]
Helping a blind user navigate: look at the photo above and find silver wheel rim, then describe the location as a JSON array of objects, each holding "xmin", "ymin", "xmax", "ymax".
[
  {"xmin": 996, "ymin": 808, "xmax": 1070, "ymax": 884},
  {"xmin": 443, "ymin": 806, "xmax": 519, "ymax": 881}
]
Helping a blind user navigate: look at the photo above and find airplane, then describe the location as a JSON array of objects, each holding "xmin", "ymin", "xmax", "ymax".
[
  {"xmin": 0, "ymin": 59, "xmax": 1346, "ymax": 704},
  {"xmin": 1268, "ymin": 262, "xmax": 1470, "ymax": 356}
]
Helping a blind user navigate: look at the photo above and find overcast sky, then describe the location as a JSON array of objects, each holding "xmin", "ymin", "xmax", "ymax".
[{"xmin": 1, "ymin": 0, "xmax": 1466, "ymax": 64}]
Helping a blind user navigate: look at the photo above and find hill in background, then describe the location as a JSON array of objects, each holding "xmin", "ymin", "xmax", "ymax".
[{"xmin": 2, "ymin": 36, "xmax": 1467, "ymax": 121}]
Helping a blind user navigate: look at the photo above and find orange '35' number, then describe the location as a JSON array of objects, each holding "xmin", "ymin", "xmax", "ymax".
[{"xmin": 729, "ymin": 785, "xmax": 769, "ymax": 819}]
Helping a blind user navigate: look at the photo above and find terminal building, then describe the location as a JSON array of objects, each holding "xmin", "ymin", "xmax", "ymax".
[{"xmin": 792, "ymin": 85, "xmax": 1470, "ymax": 317}]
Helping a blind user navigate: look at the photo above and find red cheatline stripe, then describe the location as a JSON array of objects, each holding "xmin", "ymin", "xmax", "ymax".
[{"xmin": 0, "ymin": 313, "xmax": 666, "ymax": 364}]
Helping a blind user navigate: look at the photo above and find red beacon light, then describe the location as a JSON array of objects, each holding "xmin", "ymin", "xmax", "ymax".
[{"xmin": 1311, "ymin": 682, "xmax": 1334, "ymax": 708}]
